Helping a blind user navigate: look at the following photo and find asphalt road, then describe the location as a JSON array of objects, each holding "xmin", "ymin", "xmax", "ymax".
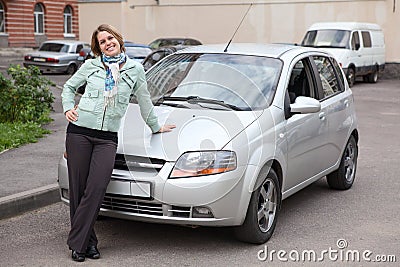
[{"xmin": 0, "ymin": 62, "xmax": 399, "ymax": 265}]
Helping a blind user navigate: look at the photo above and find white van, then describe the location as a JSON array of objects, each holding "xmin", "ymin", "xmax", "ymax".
[{"xmin": 302, "ymin": 22, "xmax": 385, "ymax": 87}]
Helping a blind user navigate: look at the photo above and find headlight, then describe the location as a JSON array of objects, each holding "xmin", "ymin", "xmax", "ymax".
[{"xmin": 170, "ymin": 151, "xmax": 237, "ymax": 178}]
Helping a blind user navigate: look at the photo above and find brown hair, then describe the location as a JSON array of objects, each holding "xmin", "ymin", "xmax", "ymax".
[{"xmin": 91, "ymin": 24, "xmax": 125, "ymax": 57}]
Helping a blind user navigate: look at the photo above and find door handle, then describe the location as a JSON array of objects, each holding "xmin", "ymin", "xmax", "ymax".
[{"xmin": 319, "ymin": 112, "xmax": 326, "ymax": 121}]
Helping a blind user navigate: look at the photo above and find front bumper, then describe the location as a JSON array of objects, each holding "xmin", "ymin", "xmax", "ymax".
[{"xmin": 58, "ymin": 156, "xmax": 250, "ymax": 226}]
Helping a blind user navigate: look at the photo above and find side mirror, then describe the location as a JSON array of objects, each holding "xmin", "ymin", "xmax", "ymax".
[{"xmin": 290, "ymin": 96, "xmax": 321, "ymax": 114}]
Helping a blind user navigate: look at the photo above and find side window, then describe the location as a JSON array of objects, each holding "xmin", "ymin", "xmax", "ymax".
[
  {"xmin": 361, "ymin": 31, "xmax": 372, "ymax": 47},
  {"xmin": 331, "ymin": 57, "xmax": 346, "ymax": 90},
  {"xmin": 76, "ymin": 44, "xmax": 83, "ymax": 53},
  {"xmin": 313, "ymin": 56, "xmax": 342, "ymax": 99},
  {"xmin": 351, "ymin": 31, "xmax": 360, "ymax": 50},
  {"xmin": 287, "ymin": 58, "xmax": 316, "ymax": 103}
]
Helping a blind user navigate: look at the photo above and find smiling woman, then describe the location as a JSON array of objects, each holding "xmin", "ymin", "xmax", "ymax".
[{"xmin": 60, "ymin": 24, "xmax": 175, "ymax": 262}]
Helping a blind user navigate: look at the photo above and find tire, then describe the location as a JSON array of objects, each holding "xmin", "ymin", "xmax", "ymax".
[
  {"xmin": 347, "ymin": 68, "xmax": 355, "ymax": 87},
  {"xmin": 327, "ymin": 135, "xmax": 358, "ymax": 190},
  {"xmin": 65, "ymin": 64, "xmax": 77, "ymax": 75},
  {"xmin": 368, "ymin": 68, "xmax": 378, "ymax": 83},
  {"xmin": 234, "ymin": 169, "xmax": 281, "ymax": 244}
]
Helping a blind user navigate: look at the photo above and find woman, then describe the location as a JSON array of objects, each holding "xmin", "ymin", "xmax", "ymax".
[{"xmin": 61, "ymin": 24, "xmax": 175, "ymax": 262}]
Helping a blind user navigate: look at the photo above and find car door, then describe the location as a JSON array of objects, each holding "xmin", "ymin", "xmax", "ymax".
[
  {"xmin": 284, "ymin": 55, "xmax": 330, "ymax": 191},
  {"xmin": 350, "ymin": 31, "xmax": 363, "ymax": 70},
  {"xmin": 310, "ymin": 55, "xmax": 354, "ymax": 168}
]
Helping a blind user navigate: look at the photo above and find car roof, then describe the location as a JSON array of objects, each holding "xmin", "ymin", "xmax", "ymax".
[
  {"xmin": 174, "ymin": 43, "xmax": 318, "ymax": 59},
  {"xmin": 124, "ymin": 42, "xmax": 151, "ymax": 48},
  {"xmin": 307, "ymin": 22, "xmax": 382, "ymax": 31},
  {"xmin": 42, "ymin": 40, "xmax": 87, "ymax": 44}
]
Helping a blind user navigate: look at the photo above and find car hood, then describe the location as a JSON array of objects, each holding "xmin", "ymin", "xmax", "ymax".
[{"xmin": 117, "ymin": 105, "xmax": 263, "ymax": 161}]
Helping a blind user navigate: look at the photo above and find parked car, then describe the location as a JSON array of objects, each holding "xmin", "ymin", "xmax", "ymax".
[
  {"xmin": 142, "ymin": 45, "xmax": 189, "ymax": 71},
  {"xmin": 148, "ymin": 37, "xmax": 202, "ymax": 50},
  {"xmin": 58, "ymin": 43, "xmax": 359, "ymax": 244},
  {"xmin": 23, "ymin": 40, "xmax": 90, "ymax": 74},
  {"xmin": 124, "ymin": 42, "xmax": 152, "ymax": 62},
  {"xmin": 301, "ymin": 22, "xmax": 385, "ymax": 87}
]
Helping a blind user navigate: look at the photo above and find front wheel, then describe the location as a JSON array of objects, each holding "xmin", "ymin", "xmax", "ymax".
[
  {"xmin": 234, "ymin": 169, "xmax": 281, "ymax": 244},
  {"xmin": 327, "ymin": 135, "xmax": 358, "ymax": 190},
  {"xmin": 347, "ymin": 68, "xmax": 355, "ymax": 87}
]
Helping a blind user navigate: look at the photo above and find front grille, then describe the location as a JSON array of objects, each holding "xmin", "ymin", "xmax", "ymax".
[
  {"xmin": 114, "ymin": 154, "xmax": 165, "ymax": 172},
  {"xmin": 102, "ymin": 194, "xmax": 163, "ymax": 216},
  {"xmin": 169, "ymin": 205, "xmax": 191, "ymax": 218}
]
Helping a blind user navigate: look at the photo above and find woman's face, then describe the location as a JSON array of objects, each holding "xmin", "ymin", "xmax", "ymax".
[{"xmin": 97, "ymin": 30, "xmax": 121, "ymax": 57}]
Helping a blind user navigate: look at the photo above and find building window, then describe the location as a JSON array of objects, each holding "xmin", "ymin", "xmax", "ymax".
[
  {"xmin": 0, "ymin": 1, "xmax": 5, "ymax": 33},
  {"xmin": 34, "ymin": 3, "xmax": 45, "ymax": 34},
  {"xmin": 64, "ymin": 5, "xmax": 72, "ymax": 34}
]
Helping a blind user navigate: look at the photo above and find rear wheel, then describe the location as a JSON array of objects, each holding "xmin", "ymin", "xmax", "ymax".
[
  {"xmin": 327, "ymin": 135, "xmax": 358, "ymax": 190},
  {"xmin": 65, "ymin": 64, "xmax": 77, "ymax": 75},
  {"xmin": 368, "ymin": 68, "xmax": 378, "ymax": 83},
  {"xmin": 234, "ymin": 169, "xmax": 281, "ymax": 244}
]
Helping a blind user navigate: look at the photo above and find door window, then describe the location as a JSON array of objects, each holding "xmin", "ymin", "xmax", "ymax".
[
  {"xmin": 287, "ymin": 58, "xmax": 316, "ymax": 103},
  {"xmin": 313, "ymin": 56, "xmax": 343, "ymax": 98},
  {"xmin": 351, "ymin": 31, "xmax": 360, "ymax": 50}
]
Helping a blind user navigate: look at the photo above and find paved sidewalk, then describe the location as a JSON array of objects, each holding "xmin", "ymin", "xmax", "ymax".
[{"xmin": 0, "ymin": 102, "xmax": 67, "ymax": 220}]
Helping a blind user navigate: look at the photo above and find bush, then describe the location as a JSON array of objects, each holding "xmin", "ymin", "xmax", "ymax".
[{"xmin": 0, "ymin": 65, "xmax": 54, "ymax": 123}]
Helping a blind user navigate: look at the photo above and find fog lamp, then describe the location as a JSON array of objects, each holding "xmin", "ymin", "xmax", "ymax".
[{"xmin": 193, "ymin": 206, "xmax": 214, "ymax": 218}]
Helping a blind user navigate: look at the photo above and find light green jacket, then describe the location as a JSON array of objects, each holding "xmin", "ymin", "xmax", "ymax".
[{"xmin": 61, "ymin": 56, "xmax": 161, "ymax": 133}]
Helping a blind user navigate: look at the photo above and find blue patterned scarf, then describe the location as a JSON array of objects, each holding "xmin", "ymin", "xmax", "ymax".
[{"xmin": 102, "ymin": 52, "xmax": 127, "ymax": 108}]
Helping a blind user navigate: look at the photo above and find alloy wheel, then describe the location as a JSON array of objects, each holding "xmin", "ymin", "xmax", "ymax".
[{"xmin": 257, "ymin": 178, "xmax": 277, "ymax": 233}]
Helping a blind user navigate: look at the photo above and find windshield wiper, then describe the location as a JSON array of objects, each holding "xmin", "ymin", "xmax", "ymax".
[{"xmin": 156, "ymin": 96, "xmax": 244, "ymax": 111}]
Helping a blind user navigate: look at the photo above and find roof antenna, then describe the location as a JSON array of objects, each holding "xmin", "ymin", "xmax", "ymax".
[{"xmin": 224, "ymin": 3, "xmax": 253, "ymax": 52}]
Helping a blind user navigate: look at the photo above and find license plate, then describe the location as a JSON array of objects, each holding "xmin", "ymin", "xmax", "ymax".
[
  {"xmin": 107, "ymin": 180, "xmax": 151, "ymax": 198},
  {"xmin": 33, "ymin": 58, "xmax": 46, "ymax": 62}
]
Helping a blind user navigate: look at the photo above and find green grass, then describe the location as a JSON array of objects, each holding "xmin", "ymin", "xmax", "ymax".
[{"xmin": 0, "ymin": 122, "xmax": 51, "ymax": 152}]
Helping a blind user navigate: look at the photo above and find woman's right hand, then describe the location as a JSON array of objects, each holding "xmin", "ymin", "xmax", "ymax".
[{"xmin": 65, "ymin": 106, "xmax": 79, "ymax": 122}]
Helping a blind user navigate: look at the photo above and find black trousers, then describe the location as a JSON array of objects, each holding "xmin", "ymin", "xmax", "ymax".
[{"xmin": 65, "ymin": 133, "xmax": 117, "ymax": 253}]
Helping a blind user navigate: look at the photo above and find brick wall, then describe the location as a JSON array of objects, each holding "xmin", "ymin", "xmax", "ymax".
[{"xmin": 2, "ymin": 0, "xmax": 79, "ymax": 48}]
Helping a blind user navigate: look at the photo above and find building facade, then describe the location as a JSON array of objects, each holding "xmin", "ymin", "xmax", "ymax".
[
  {"xmin": 78, "ymin": 0, "xmax": 400, "ymax": 64},
  {"xmin": 0, "ymin": 0, "xmax": 79, "ymax": 48}
]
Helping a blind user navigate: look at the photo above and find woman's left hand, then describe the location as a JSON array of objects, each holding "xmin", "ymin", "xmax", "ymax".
[{"xmin": 157, "ymin": 124, "xmax": 176, "ymax": 133}]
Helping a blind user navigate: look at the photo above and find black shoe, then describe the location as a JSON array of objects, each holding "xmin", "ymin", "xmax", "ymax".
[
  {"xmin": 71, "ymin": 250, "xmax": 85, "ymax": 262},
  {"xmin": 85, "ymin": 245, "xmax": 100, "ymax": 259}
]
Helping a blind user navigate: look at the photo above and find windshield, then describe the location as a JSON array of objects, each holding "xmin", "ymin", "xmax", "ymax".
[
  {"xmin": 39, "ymin": 43, "xmax": 70, "ymax": 52},
  {"xmin": 143, "ymin": 53, "xmax": 282, "ymax": 110},
  {"xmin": 302, "ymin": 30, "xmax": 350, "ymax": 48}
]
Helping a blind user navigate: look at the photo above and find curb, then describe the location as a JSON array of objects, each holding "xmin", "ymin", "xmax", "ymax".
[{"xmin": 0, "ymin": 183, "xmax": 60, "ymax": 220}]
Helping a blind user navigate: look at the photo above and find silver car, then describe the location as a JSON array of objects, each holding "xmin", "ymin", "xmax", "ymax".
[
  {"xmin": 23, "ymin": 40, "xmax": 90, "ymax": 74},
  {"xmin": 58, "ymin": 43, "xmax": 359, "ymax": 244}
]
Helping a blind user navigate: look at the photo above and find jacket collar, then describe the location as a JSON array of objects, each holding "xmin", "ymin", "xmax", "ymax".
[{"xmin": 91, "ymin": 56, "xmax": 136, "ymax": 71}]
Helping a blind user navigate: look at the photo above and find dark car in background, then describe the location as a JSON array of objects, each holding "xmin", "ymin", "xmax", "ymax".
[
  {"xmin": 23, "ymin": 40, "xmax": 90, "ymax": 74},
  {"xmin": 148, "ymin": 37, "xmax": 202, "ymax": 50},
  {"xmin": 124, "ymin": 42, "xmax": 152, "ymax": 62},
  {"xmin": 142, "ymin": 45, "xmax": 189, "ymax": 71}
]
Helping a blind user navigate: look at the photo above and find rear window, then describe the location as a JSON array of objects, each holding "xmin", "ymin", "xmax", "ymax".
[{"xmin": 39, "ymin": 43, "xmax": 69, "ymax": 52}]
